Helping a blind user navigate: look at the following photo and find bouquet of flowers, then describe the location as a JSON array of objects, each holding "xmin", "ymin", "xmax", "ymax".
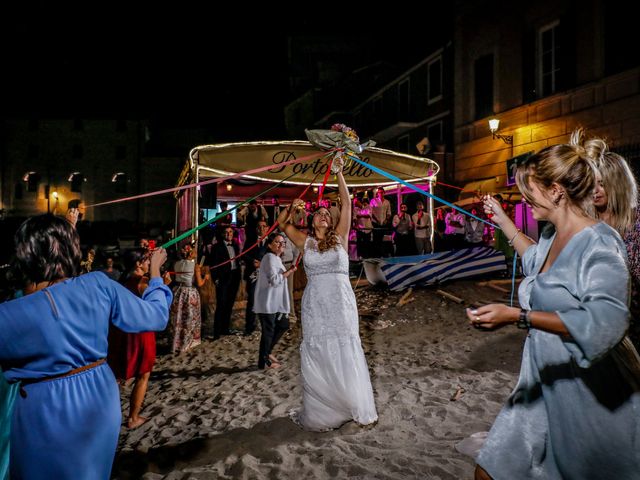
[{"xmin": 305, "ymin": 123, "xmax": 376, "ymax": 174}]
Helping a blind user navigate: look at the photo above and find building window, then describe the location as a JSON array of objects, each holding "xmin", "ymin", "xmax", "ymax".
[
  {"xmin": 23, "ymin": 172, "xmax": 41, "ymax": 193},
  {"xmin": 73, "ymin": 118, "xmax": 84, "ymax": 131},
  {"xmin": 397, "ymin": 135, "xmax": 410, "ymax": 154},
  {"xmin": 538, "ymin": 20, "xmax": 560, "ymax": 98},
  {"xmin": 474, "ymin": 54, "xmax": 494, "ymax": 119},
  {"xmin": 427, "ymin": 121, "xmax": 443, "ymax": 146},
  {"xmin": 112, "ymin": 172, "xmax": 128, "ymax": 194},
  {"xmin": 604, "ymin": 7, "xmax": 640, "ymax": 76},
  {"xmin": 116, "ymin": 146, "xmax": 126, "ymax": 160},
  {"xmin": 116, "ymin": 119, "xmax": 127, "ymax": 132},
  {"xmin": 68, "ymin": 172, "xmax": 85, "ymax": 193},
  {"xmin": 398, "ymin": 78, "xmax": 410, "ymax": 119},
  {"xmin": 428, "ymin": 56, "xmax": 443, "ymax": 104},
  {"xmin": 72, "ymin": 145, "xmax": 83, "ymax": 159}
]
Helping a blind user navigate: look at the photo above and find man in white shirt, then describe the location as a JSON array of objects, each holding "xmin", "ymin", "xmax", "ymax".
[
  {"xmin": 412, "ymin": 201, "xmax": 432, "ymax": 254},
  {"xmin": 370, "ymin": 187, "xmax": 391, "ymax": 257},
  {"xmin": 392, "ymin": 203, "xmax": 414, "ymax": 256}
]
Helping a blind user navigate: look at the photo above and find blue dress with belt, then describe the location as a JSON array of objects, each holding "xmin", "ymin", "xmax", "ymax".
[{"xmin": 0, "ymin": 272, "xmax": 172, "ymax": 480}]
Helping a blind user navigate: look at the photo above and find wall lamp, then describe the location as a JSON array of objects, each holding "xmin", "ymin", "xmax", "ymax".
[{"xmin": 488, "ymin": 118, "xmax": 513, "ymax": 145}]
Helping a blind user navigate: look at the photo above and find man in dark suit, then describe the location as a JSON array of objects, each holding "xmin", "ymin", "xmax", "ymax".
[
  {"xmin": 210, "ymin": 226, "xmax": 241, "ymax": 339},
  {"xmin": 243, "ymin": 220, "xmax": 269, "ymax": 335}
]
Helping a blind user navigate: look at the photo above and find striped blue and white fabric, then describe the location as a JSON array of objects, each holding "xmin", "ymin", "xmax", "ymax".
[{"xmin": 378, "ymin": 247, "xmax": 506, "ymax": 291}]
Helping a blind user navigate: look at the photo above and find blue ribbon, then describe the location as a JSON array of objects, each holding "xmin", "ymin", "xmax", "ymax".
[{"xmin": 347, "ymin": 154, "xmax": 498, "ymax": 229}]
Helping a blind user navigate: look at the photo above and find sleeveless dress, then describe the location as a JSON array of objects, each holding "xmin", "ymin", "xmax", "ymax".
[
  {"xmin": 107, "ymin": 274, "xmax": 157, "ymax": 380},
  {"xmin": 169, "ymin": 259, "xmax": 202, "ymax": 354},
  {"xmin": 291, "ymin": 236, "xmax": 378, "ymax": 431}
]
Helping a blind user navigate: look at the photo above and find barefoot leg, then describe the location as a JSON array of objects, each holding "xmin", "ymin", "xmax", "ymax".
[{"xmin": 127, "ymin": 371, "xmax": 151, "ymax": 428}]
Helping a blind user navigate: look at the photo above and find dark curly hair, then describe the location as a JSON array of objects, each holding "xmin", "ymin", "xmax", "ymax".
[{"xmin": 12, "ymin": 214, "xmax": 82, "ymax": 285}]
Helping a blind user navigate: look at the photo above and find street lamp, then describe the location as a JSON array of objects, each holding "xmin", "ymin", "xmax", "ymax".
[{"xmin": 488, "ymin": 118, "xmax": 513, "ymax": 145}]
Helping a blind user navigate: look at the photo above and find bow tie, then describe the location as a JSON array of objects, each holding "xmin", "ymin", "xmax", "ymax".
[{"xmin": 226, "ymin": 242, "xmax": 233, "ymax": 246}]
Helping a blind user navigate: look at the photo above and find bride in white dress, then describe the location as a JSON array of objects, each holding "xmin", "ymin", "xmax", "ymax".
[{"xmin": 277, "ymin": 165, "xmax": 378, "ymax": 431}]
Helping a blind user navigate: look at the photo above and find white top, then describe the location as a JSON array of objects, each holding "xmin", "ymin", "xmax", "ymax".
[
  {"xmin": 354, "ymin": 206, "xmax": 373, "ymax": 232},
  {"xmin": 174, "ymin": 259, "xmax": 194, "ymax": 286},
  {"xmin": 412, "ymin": 211, "xmax": 431, "ymax": 239},
  {"xmin": 253, "ymin": 252, "xmax": 290, "ymax": 314},
  {"xmin": 370, "ymin": 198, "xmax": 391, "ymax": 225}
]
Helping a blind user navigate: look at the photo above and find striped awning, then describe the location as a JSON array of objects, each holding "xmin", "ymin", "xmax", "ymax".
[{"xmin": 368, "ymin": 247, "xmax": 506, "ymax": 291}]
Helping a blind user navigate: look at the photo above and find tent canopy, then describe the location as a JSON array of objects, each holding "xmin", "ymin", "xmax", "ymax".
[{"xmin": 189, "ymin": 141, "xmax": 439, "ymax": 188}]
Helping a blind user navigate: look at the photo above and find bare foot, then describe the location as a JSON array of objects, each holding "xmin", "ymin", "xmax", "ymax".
[
  {"xmin": 266, "ymin": 362, "xmax": 281, "ymax": 369},
  {"xmin": 268, "ymin": 354, "xmax": 279, "ymax": 364},
  {"xmin": 127, "ymin": 416, "xmax": 148, "ymax": 429}
]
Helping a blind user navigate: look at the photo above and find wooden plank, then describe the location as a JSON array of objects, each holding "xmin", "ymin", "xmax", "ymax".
[
  {"xmin": 396, "ymin": 288, "xmax": 414, "ymax": 307},
  {"xmin": 435, "ymin": 289, "xmax": 465, "ymax": 304}
]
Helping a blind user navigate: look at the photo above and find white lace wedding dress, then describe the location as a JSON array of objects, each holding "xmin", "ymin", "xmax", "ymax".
[{"xmin": 290, "ymin": 236, "xmax": 378, "ymax": 431}]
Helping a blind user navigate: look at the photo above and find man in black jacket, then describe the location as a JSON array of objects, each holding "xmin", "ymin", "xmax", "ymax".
[
  {"xmin": 210, "ymin": 226, "xmax": 241, "ymax": 339},
  {"xmin": 243, "ymin": 220, "xmax": 269, "ymax": 335}
]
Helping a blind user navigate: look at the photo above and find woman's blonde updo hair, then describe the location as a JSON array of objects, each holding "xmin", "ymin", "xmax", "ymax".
[
  {"xmin": 593, "ymin": 150, "xmax": 638, "ymax": 235},
  {"xmin": 515, "ymin": 129, "xmax": 599, "ymax": 213}
]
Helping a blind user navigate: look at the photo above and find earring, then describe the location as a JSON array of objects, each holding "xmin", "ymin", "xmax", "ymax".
[{"xmin": 553, "ymin": 193, "xmax": 564, "ymax": 206}]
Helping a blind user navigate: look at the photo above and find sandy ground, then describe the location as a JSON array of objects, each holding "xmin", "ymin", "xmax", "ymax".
[{"xmin": 111, "ymin": 278, "xmax": 526, "ymax": 480}]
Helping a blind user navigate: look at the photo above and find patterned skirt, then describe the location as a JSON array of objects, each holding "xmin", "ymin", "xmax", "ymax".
[{"xmin": 169, "ymin": 286, "xmax": 202, "ymax": 354}]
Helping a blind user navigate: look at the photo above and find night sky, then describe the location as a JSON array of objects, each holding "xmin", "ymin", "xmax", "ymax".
[{"xmin": 2, "ymin": 3, "xmax": 452, "ymax": 140}]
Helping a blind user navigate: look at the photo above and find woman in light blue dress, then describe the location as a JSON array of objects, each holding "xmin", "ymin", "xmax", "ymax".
[
  {"xmin": 468, "ymin": 133, "xmax": 640, "ymax": 479},
  {"xmin": 0, "ymin": 215, "xmax": 172, "ymax": 480}
]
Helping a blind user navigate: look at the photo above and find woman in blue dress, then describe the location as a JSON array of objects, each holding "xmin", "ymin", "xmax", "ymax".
[
  {"xmin": 469, "ymin": 133, "xmax": 640, "ymax": 479},
  {"xmin": 0, "ymin": 214, "xmax": 172, "ymax": 480}
]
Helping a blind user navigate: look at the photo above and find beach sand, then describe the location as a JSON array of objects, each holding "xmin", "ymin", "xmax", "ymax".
[{"xmin": 111, "ymin": 279, "xmax": 525, "ymax": 479}]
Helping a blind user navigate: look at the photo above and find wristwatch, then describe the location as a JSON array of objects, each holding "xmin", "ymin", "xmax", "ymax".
[{"xmin": 516, "ymin": 309, "xmax": 531, "ymax": 329}]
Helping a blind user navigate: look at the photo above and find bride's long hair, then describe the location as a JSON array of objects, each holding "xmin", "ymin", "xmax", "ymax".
[{"xmin": 311, "ymin": 207, "xmax": 340, "ymax": 253}]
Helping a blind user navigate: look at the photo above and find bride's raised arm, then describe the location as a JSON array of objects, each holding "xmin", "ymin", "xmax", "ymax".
[
  {"xmin": 277, "ymin": 201, "xmax": 307, "ymax": 252},
  {"xmin": 335, "ymin": 169, "xmax": 351, "ymax": 245}
]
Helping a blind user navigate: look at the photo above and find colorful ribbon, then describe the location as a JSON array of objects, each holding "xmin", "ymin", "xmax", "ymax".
[
  {"xmin": 161, "ymin": 172, "xmax": 297, "ymax": 249},
  {"xmin": 346, "ymin": 154, "xmax": 497, "ymax": 229},
  {"xmin": 85, "ymin": 151, "xmax": 328, "ymax": 208}
]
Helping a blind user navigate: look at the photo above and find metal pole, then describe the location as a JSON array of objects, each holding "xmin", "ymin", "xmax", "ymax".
[{"xmin": 428, "ymin": 177, "xmax": 435, "ymax": 253}]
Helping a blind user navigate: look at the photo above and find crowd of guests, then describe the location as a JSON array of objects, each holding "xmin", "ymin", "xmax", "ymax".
[
  {"xmin": 3, "ymin": 127, "xmax": 640, "ymax": 479},
  {"xmin": 352, "ymin": 187, "xmax": 494, "ymax": 258}
]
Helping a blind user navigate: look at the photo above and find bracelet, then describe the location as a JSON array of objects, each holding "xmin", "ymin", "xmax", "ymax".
[
  {"xmin": 507, "ymin": 229, "xmax": 522, "ymax": 246},
  {"xmin": 516, "ymin": 308, "xmax": 531, "ymax": 329}
]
